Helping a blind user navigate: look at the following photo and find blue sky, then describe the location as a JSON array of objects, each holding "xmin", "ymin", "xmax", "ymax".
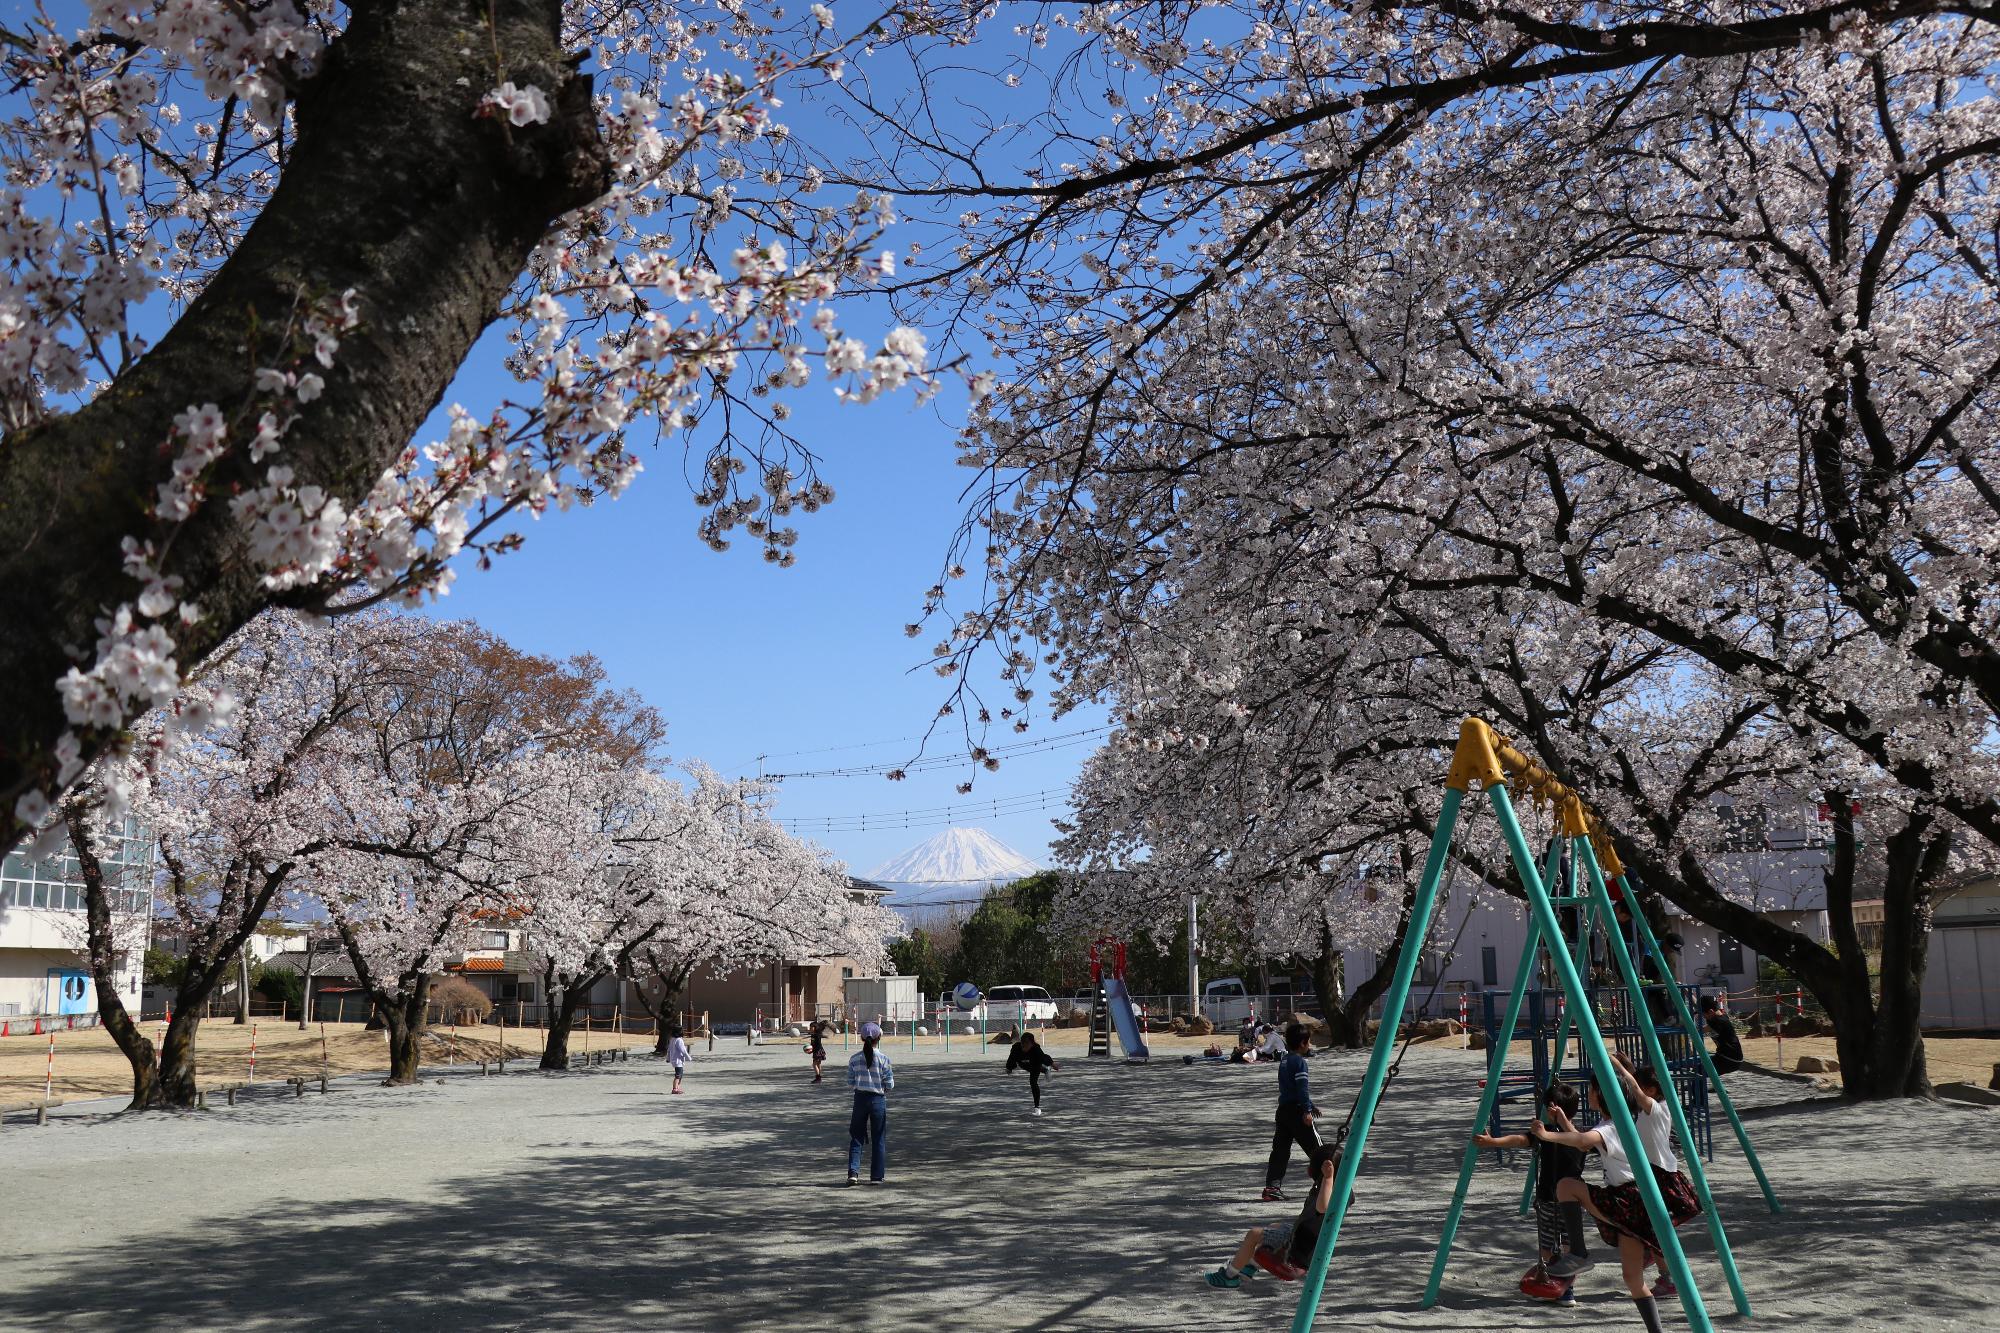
[{"xmin": 418, "ymin": 365, "xmax": 1106, "ymax": 877}]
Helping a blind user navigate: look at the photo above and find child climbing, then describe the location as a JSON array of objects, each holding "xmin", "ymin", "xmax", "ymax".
[
  {"xmin": 845, "ymin": 1021, "xmax": 894, "ymax": 1185},
  {"xmin": 1005, "ymin": 1030, "xmax": 1060, "ymax": 1116},
  {"xmin": 1207, "ymin": 1143, "xmax": 1343, "ymax": 1288},
  {"xmin": 1529, "ymin": 1055, "xmax": 1701, "ymax": 1333},
  {"xmin": 808, "ymin": 1018, "xmax": 830, "ymax": 1083},
  {"xmin": 667, "ymin": 1026, "xmax": 689, "ymax": 1094},
  {"xmin": 1699, "ymin": 995, "xmax": 1744, "ymax": 1074},
  {"xmin": 1472, "ymin": 1080, "xmax": 1594, "ymax": 1305},
  {"xmin": 1263, "ymin": 1022, "xmax": 1322, "ymax": 1201}
]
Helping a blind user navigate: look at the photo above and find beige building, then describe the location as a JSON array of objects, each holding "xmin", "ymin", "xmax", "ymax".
[{"xmin": 674, "ymin": 878, "xmax": 895, "ymax": 1028}]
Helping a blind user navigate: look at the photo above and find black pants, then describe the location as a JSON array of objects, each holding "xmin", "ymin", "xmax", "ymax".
[
  {"xmin": 1028, "ymin": 1067, "xmax": 1043, "ymax": 1107},
  {"xmin": 1266, "ymin": 1104, "xmax": 1321, "ymax": 1187}
]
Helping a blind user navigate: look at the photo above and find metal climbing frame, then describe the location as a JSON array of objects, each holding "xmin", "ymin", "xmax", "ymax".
[{"xmin": 1289, "ymin": 718, "xmax": 1776, "ymax": 1333}]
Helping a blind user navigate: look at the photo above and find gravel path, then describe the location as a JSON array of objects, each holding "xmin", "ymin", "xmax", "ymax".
[{"xmin": 0, "ymin": 1043, "xmax": 1995, "ymax": 1331}]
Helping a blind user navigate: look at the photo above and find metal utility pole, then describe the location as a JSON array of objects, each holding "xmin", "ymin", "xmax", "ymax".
[{"xmin": 1187, "ymin": 892, "xmax": 1200, "ymax": 1017}]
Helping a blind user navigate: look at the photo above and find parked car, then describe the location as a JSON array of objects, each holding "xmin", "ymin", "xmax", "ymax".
[
  {"xmin": 1204, "ymin": 977, "xmax": 1255, "ymax": 1026},
  {"xmin": 1203, "ymin": 976, "xmax": 1319, "ymax": 1026},
  {"xmin": 980, "ymin": 984, "xmax": 1058, "ymax": 1027},
  {"xmin": 1059, "ymin": 986, "xmax": 1097, "ymax": 1018}
]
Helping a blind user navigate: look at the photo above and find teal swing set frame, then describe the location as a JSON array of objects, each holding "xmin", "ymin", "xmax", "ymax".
[{"xmin": 1289, "ymin": 718, "xmax": 1781, "ymax": 1333}]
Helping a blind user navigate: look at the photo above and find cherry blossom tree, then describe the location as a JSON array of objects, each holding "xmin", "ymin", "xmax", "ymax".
[
  {"xmin": 308, "ymin": 617, "xmax": 651, "ymax": 1083},
  {"xmin": 0, "ymin": 0, "xmax": 967, "ymax": 847},
  {"xmin": 627, "ymin": 776, "xmax": 899, "ymax": 1047},
  {"xmin": 886, "ymin": 6, "xmax": 1997, "ymax": 1095},
  {"xmin": 56, "ymin": 610, "xmax": 393, "ymax": 1109}
]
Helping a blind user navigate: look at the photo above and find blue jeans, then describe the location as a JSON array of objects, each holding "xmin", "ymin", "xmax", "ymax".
[{"xmin": 848, "ymin": 1092, "xmax": 887, "ymax": 1180}]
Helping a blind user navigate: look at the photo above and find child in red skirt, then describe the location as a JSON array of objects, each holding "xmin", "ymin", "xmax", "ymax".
[{"xmin": 1529, "ymin": 1055, "xmax": 1700, "ymax": 1333}]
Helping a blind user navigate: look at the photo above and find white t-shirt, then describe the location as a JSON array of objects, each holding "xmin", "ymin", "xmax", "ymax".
[
  {"xmin": 1595, "ymin": 1119, "xmax": 1636, "ymax": 1186},
  {"xmin": 1635, "ymin": 1099, "xmax": 1679, "ymax": 1174}
]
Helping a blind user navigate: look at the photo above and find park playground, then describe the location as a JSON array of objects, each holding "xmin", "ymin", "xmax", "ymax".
[{"xmin": 0, "ymin": 1032, "xmax": 1996, "ymax": 1332}]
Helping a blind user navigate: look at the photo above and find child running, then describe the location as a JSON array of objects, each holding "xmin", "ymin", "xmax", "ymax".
[
  {"xmin": 1472, "ymin": 1080, "xmax": 1594, "ymax": 1305},
  {"xmin": 1263, "ymin": 1022, "xmax": 1322, "ymax": 1201},
  {"xmin": 1005, "ymin": 1031, "xmax": 1060, "ymax": 1116},
  {"xmin": 845, "ymin": 1021, "xmax": 894, "ymax": 1186},
  {"xmin": 808, "ymin": 1018, "xmax": 830, "ymax": 1083},
  {"xmin": 1207, "ymin": 1143, "xmax": 1343, "ymax": 1288},
  {"xmin": 1529, "ymin": 1054, "xmax": 1701, "ymax": 1333},
  {"xmin": 667, "ymin": 1026, "xmax": 689, "ymax": 1094}
]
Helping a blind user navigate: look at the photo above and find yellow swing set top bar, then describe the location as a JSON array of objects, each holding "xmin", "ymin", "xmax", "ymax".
[{"xmin": 1442, "ymin": 718, "xmax": 1624, "ymax": 876}]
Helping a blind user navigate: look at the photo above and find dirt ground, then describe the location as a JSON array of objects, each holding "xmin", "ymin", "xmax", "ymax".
[
  {"xmin": 0, "ymin": 1020, "xmax": 650, "ymax": 1101},
  {"xmin": 10, "ymin": 1014, "xmax": 1992, "ymax": 1105},
  {"xmin": 1, "ymin": 1042, "xmax": 1995, "ymax": 1332}
]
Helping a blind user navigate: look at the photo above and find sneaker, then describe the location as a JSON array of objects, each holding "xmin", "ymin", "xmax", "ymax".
[
  {"xmin": 1547, "ymin": 1253, "xmax": 1594, "ymax": 1278},
  {"xmin": 1032, "ymin": 1106, "xmax": 1043, "ymax": 1116},
  {"xmin": 1261, "ymin": 1185, "xmax": 1286, "ymax": 1202},
  {"xmin": 1557, "ymin": 1280, "xmax": 1576, "ymax": 1307},
  {"xmin": 846, "ymin": 1174, "xmax": 859, "ymax": 1187},
  {"xmin": 1204, "ymin": 1267, "xmax": 1242, "ymax": 1290},
  {"xmin": 1652, "ymin": 1274, "xmax": 1676, "ymax": 1299}
]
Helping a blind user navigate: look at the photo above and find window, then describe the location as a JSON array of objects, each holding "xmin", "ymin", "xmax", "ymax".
[
  {"xmin": 1718, "ymin": 938, "xmax": 1744, "ymax": 974},
  {"xmin": 1481, "ymin": 947, "xmax": 1499, "ymax": 987},
  {"xmin": 1022, "ymin": 987, "xmax": 1050, "ymax": 1002},
  {"xmin": 990, "ymin": 987, "xmax": 1019, "ymax": 1002},
  {"xmin": 480, "ymin": 930, "xmax": 509, "ymax": 950},
  {"xmin": 841, "ymin": 967, "xmax": 854, "ymax": 980}
]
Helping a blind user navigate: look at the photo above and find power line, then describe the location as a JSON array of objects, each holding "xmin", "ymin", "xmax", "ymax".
[
  {"xmin": 775, "ymin": 786, "xmax": 1070, "ymax": 835},
  {"xmin": 766, "ymin": 726, "xmax": 1108, "ymax": 781},
  {"xmin": 720, "ymin": 732, "xmax": 928, "ymax": 775}
]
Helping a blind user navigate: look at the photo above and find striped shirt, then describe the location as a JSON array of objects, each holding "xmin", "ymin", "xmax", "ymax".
[{"xmin": 847, "ymin": 1049, "xmax": 895, "ymax": 1095}]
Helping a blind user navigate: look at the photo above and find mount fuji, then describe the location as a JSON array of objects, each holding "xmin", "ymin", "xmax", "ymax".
[{"xmin": 866, "ymin": 828, "xmax": 1043, "ymax": 913}]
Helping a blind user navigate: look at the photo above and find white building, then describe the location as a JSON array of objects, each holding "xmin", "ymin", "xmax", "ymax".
[
  {"xmin": 0, "ymin": 819, "xmax": 153, "ymax": 1021},
  {"xmin": 1912, "ymin": 875, "xmax": 2000, "ymax": 1031}
]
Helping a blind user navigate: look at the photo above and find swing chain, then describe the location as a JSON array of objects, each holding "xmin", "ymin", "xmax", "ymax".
[{"xmin": 1334, "ymin": 844, "xmax": 1478, "ymax": 1143}]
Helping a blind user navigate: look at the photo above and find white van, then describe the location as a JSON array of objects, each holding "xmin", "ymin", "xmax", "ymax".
[
  {"xmin": 1204, "ymin": 977, "xmax": 1255, "ymax": 1025},
  {"xmin": 981, "ymin": 984, "xmax": 1058, "ymax": 1026}
]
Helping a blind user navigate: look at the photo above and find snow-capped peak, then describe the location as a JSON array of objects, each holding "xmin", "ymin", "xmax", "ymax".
[{"xmin": 866, "ymin": 828, "xmax": 1042, "ymax": 902}]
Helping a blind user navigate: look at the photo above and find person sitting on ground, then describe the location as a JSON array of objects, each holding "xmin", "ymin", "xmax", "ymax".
[
  {"xmin": 1528, "ymin": 1058, "xmax": 1701, "ymax": 1333},
  {"xmin": 1206, "ymin": 1144, "xmax": 1343, "ymax": 1288},
  {"xmin": 1473, "ymin": 1080, "xmax": 1594, "ymax": 1305},
  {"xmin": 1238, "ymin": 1015, "xmax": 1259, "ymax": 1048},
  {"xmin": 1699, "ymin": 995, "xmax": 1744, "ymax": 1075},
  {"xmin": 1257, "ymin": 1023, "xmax": 1286, "ymax": 1062}
]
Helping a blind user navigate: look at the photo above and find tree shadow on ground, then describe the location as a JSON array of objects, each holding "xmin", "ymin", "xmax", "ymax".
[{"xmin": 1, "ymin": 1052, "xmax": 1995, "ymax": 1331}]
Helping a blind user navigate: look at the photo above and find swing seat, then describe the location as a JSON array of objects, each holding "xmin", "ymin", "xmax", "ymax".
[
  {"xmin": 1519, "ymin": 1266, "xmax": 1568, "ymax": 1301},
  {"xmin": 1252, "ymin": 1245, "xmax": 1307, "ymax": 1281}
]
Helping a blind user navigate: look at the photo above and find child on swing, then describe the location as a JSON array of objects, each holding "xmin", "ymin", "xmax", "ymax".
[
  {"xmin": 1206, "ymin": 1144, "xmax": 1343, "ymax": 1288},
  {"xmin": 1529, "ymin": 1053, "xmax": 1701, "ymax": 1333},
  {"xmin": 1471, "ymin": 1079, "xmax": 1594, "ymax": 1305}
]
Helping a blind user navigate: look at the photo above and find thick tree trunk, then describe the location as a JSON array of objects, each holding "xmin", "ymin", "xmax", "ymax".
[
  {"xmin": 540, "ymin": 982, "xmax": 587, "ymax": 1071},
  {"xmin": 68, "ymin": 799, "xmax": 214, "ymax": 1109},
  {"xmin": 379, "ymin": 981, "xmax": 432, "ymax": 1086},
  {"xmin": 1614, "ymin": 805, "xmax": 1944, "ymax": 1101},
  {"xmin": 1312, "ymin": 888, "xmax": 1415, "ymax": 1049},
  {"xmin": 0, "ymin": 0, "xmax": 611, "ymax": 843}
]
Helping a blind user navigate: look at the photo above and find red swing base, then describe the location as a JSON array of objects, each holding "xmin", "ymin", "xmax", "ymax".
[{"xmin": 1253, "ymin": 1245, "xmax": 1307, "ymax": 1282}]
